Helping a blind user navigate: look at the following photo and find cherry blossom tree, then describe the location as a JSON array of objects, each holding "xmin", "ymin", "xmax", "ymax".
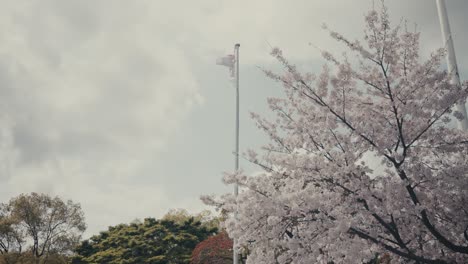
[{"xmin": 203, "ymin": 4, "xmax": 468, "ymax": 264}]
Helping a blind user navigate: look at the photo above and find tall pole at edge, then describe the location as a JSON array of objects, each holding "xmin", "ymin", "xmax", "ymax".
[
  {"xmin": 233, "ymin": 43, "xmax": 240, "ymax": 264},
  {"xmin": 436, "ymin": 0, "xmax": 468, "ymax": 130}
]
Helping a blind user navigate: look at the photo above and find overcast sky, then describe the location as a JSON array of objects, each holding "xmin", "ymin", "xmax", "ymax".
[{"xmin": 1, "ymin": 0, "xmax": 467, "ymax": 237}]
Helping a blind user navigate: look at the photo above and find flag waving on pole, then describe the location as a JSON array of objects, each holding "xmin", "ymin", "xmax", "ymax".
[
  {"xmin": 216, "ymin": 44, "xmax": 241, "ymax": 264},
  {"xmin": 216, "ymin": 54, "xmax": 236, "ymax": 78}
]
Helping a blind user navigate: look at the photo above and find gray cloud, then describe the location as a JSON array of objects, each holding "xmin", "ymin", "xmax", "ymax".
[
  {"xmin": 0, "ymin": 0, "xmax": 203, "ymax": 235},
  {"xmin": 0, "ymin": 0, "xmax": 467, "ymax": 236}
]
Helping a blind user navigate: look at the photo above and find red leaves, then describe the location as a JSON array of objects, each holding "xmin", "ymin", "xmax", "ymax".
[{"xmin": 190, "ymin": 232, "xmax": 233, "ymax": 264}]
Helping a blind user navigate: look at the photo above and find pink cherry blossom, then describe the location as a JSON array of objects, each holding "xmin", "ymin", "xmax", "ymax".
[{"xmin": 204, "ymin": 3, "xmax": 468, "ymax": 263}]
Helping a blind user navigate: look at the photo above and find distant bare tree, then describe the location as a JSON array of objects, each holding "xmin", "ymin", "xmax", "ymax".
[{"xmin": 0, "ymin": 193, "xmax": 86, "ymax": 264}]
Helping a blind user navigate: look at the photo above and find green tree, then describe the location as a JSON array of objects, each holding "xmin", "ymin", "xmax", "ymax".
[
  {"xmin": 0, "ymin": 193, "xmax": 86, "ymax": 264},
  {"xmin": 162, "ymin": 209, "xmax": 220, "ymax": 231},
  {"xmin": 72, "ymin": 216, "xmax": 217, "ymax": 264}
]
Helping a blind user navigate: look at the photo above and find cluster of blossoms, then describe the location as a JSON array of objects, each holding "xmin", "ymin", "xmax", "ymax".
[{"xmin": 203, "ymin": 4, "xmax": 468, "ymax": 264}]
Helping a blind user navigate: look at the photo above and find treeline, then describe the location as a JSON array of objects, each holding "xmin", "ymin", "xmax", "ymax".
[{"xmin": 0, "ymin": 193, "xmax": 234, "ymax": 264}]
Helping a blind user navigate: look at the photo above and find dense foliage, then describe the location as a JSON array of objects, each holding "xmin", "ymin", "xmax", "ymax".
[
  {"xmin": 191, "ymin": 232, "xmax": 233, "ymax": 264},
  {"xmin": 162, "ymin": 209, "xmax": 220, "ymax": 232},
  {"xmin": 0, "ymin": 193, "xmax": 86, "ymax": 264},
  {"xmin": 72, "ymin": 217, "xmax": 217, "ymax": 264},
  {"xmin": 204, "ymin": 4, "xmax": 468, "ymax": 264}
]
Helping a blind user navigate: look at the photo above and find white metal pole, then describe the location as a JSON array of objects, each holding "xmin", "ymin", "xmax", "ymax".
[
  {"xmin": 436, "ymin": 0, "xmax": 468, "ymax": 130},
  {"xmin": 233, "ymin": 43, "xmax": 240, "ymax": 264}
]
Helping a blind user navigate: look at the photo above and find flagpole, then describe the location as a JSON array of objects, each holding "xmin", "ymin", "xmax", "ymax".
[
  {"xmin": 233, "ymin": 43, "xmax": 240, "ymax": 264},
  {"xmin": 436, "ymin": 0, "xmax": 468, "ymax": 130}
]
